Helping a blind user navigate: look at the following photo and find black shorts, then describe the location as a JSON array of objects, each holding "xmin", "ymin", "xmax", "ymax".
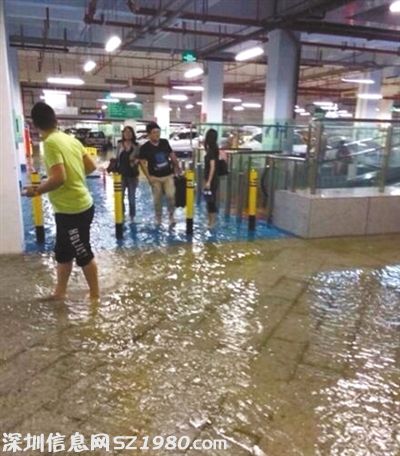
[{"xmin": 54, "ymin": 205, "xmax": 94, "ymax": 267}]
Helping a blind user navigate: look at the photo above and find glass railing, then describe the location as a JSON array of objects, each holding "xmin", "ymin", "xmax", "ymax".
[
  {"xmin": 188, "ymin": 119, "xmax": 400, "ymax": 223},
  {"xmin": 194, "ymin": 121, "xmax": 309, "ymax": 153}
]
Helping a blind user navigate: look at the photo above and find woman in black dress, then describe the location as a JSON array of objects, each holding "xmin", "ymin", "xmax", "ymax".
[{"xmin": 204, "ymin": 128, "xmax": 219, "ymax": 229}]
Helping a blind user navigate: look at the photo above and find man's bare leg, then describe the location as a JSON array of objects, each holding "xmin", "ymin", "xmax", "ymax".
[
  {"xmin": 53, "ymin": 261, "xmax": 73, "ymax": 299},
  {"xmin": 82, "ymin": 259, "xmax": 100, "ymax": 299}
]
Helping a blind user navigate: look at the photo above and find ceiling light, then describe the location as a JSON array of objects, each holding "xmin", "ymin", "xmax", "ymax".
[
  {"xmin": 340, "ymin": 113, "xmax": 353, "ymax": 118},
  {"xmin": 97, "ymin": 98, "xmax": 120, "ymax": 103},
  {"xmin": 105, "ymin": 35, "xmax": 122, "ymax": 52},
  {"xmin": 127, "ymin": 101, "xmax": 142, "ymax": 106},
  {"xmin": 313, "ymin": 101, "xmax": 334, "ymax": 107},
  {"xmin": 233, "ymin": 106, "xmax": 245, "ymax": 111},
  {"xmin": 172, "ymin": 85, "xmax": 204, "ymax": 92},
  {"xmin": 42, "ymin": 89, "xmax": 71, "ymax": 95},
  {"xmin": 162, "ymin": 94, "xmax": 188, "ymax": 101},
  {"xmin": 235, "ymin": 46, "xmax": 264, "ymax": 62},
  {"xmin": 390, "ymin": 1, "xmax": 400, "ymax": 13},
  {"xmin": 109, "ymin": 92, "xmax": 136, "ymax": 99},
  {"xmin": 47, "ymin": 77, "xmax": 84, "ymax": 86},
  {"xmin": 242, "ymin": 102, "xmax": 262, "ymax": 108},
  {"xmin": 83, "ymin": 60, "xmax": 96, "ymax": 72},
  {"xmin": 196, "ymin": 101, "xmax": 203, "ymax": 106},
  {"xmin": 295, "ymin": 108, "xmax": 305, "ymax": 113},
  {"xmin": 341, "ymin": 78, "xmax": 374, "ymax": 84},
  {"xmin": 357, "ymin": 93, "xmax": 383, "ymax": 100},
  {"xmin": 184, "ymin": 67, "xmax": 204, "ymax": 78},
  {"xmin": 300, "ymin": 112, "xmax": 311, "ymax": 116},
  {"xmin": 223, "ymin": 98, "xmax": 242, "ymax": 103},
  {"xmin": 101, "ymin": 105, "xmax": 107, "ymax": 110},
  {"xmin": 185, "ymin": 104, "xmax": 194, "ymax": 109}
]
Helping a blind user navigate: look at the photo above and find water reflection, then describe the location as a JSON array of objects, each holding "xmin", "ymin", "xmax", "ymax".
[{"xmin": 0, "ymin": 238, "xmax": 399, "ymax": 455}]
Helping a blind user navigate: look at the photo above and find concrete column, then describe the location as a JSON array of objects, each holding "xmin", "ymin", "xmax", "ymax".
[
  {"xmin": 264, "ymin": 30, "xmax": 300, "ymax": 122},
  {"xmin": 154, "ymin": 81, "xmax": 170, "ymax": 138},
  {"xmin": 355, "ymin": 70, "xmax": 383, "ymax": 119},
  {"xmin": 263, "ymin": 29, "xmax": 300, "ymax": 150},
  {"xmin": 0, "ymin": 1, "xmax": 24, "ymax": 253},
  {"xmin": 201, "ymin": 61, "xmax": 223, "ymax": 124},
  {"xmin": 8, "ymin": 47, "xmax": 26, "ymax": 170}
]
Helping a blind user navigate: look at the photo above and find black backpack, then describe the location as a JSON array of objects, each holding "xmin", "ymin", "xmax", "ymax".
[{"xmin": 217, "ymin": 158, "xmax": 228, "ymax": 176}]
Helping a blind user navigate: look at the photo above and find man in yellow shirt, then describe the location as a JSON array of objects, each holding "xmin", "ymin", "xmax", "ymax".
[{"xmin": 23, "ymin": 102, "xmax": 99, "ymax": 300}]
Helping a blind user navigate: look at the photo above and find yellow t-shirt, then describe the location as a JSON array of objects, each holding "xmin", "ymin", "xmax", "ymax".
[{"xmin": 43, "ymin": 130, "xmax": 93, "ymax": 214}]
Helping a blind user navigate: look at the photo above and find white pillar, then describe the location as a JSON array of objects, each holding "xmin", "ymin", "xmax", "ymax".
[
  {"xmin": 201, "ymin": 61, "xmax": 223, "ymax": 124},
  {"xmin": 0, "ymin": 2, "xmax": 24, "ymax": 253},
  {"xmin": 263, "ymin": 29, "xmax": 300, "ymax": 150},
  {"xmin": 154, "ymin": 81, "xmax": 170, "ymax": 138},
  {"xmin": 355, "ymin": 70, "xmax": 383, "ymax": 119},
  {"xmin": 8, "ymin": 47, "xmax": 26, "ymax": 170},
  {"xmin": 264, "ymin": 30, "xmax": 300, "ymax": 123}
]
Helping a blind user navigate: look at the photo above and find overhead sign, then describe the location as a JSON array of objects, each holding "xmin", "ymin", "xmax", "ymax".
[
  {"xmin": 181, "ymin": 50, "xmax": 197, "ymax": 63},
  {"xmin": 80, "ymin": 107, "xmax": 101, "ymax": 115},
  {"xmin": 108, "ymin": 102, "xmax": 143, "ymax": 119}
]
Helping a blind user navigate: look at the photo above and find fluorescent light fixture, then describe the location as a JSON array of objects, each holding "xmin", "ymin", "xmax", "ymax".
[
  {"xmin": 340, "ymin": 113, "xmax": 353, "ymax": 118},
  {"xmin": 223, "ymin": 98, "xmax": 242, "ymax": 103},
  {"xmin": 83, "ymin": 60, "xmax": 96, "ymax": 72},
  {"xmin": 233, "ymin": 106, "xmax": 245, "ymax": 111},
  {"xmin": 105, "ymin": 35, "xmax": 122, "ymax": 52},
  {"xmin": 47, "ymin": 77, "xmax": 84, "ymax": 86},
  {"xmin": 101, "ymin": 105, "xmax": 107, "ymax": 110},
  {"xmin": 97, "ymin": 98, "xmax": 119, "ymax": 103},
  {"xmin": 313, "ymin": 101, "xmax": 334, "ymax": 107},
  {"xmin": 127, "ymin": 101, "xmax": 142, "ymax": 106},
  {"xmin": 235, "ymin": 46, "xmax": 264, "ymax": 62},
  {"xmin": 242, "ymin": 102, "xmax": 262, "ymax": 108},
  {"xmin": 357, "ymin": 93, "xmax": 383, "ymax": 100},
  {"xmin": 109, "ymin": 92, "xmax": 136, "ymax": 99},
  {"xmin": 172, "ymin": 85, "xmax": 203, "ymax": 92},
  {"xmin": 185, "ymin": 104, "xmax": 194, "ymax": 109},
  {"xmin": 390, "ymin": 1, "xmax": 400, "ymax": 13},
  {"xmin": 184, "ymin": 67, "xmax": 204, "ymax": 78},
  {"xmin": 42, "ymin": 89, "xmax": 71, "ymax": 95},
  {"xmin": 341, "ymin": 78, "xmax": 374, "ymax": 84},
  {"xmin": 196, "ymin": 101, "xmax": 203, "ymax": 106},
  {"xmin": 300, "ymin": 112, "xmax": 311, "ymax": 116},
  {"xmin": 162, "ymin": 94, "xmax": 188, "ymax": 101}
]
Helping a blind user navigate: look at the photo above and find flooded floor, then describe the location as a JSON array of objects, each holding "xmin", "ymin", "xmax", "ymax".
[{"xmin": 0, "ymin": 235, "xmax": 399, "ymax": 455}]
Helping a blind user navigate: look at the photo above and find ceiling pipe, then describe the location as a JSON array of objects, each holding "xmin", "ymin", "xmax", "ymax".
[
  {"xmin": 125, "ymin": 7, "xmax": 262, "ymax": 27},
  {"xmin": 81, "ymin": 15, "xmax": 400, "ymax": 57},
  {"xmin": 84, "ymin": 17, "xmax": 240, "ymax": 40}
]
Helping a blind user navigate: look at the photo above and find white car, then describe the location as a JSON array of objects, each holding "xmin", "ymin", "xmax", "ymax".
[
  {"xmin": 169, "ymin": 131, "xmax": 199, "ymax": 157},
  {"xmin": 241, "ymin": 132, "xmax": 308, "ymax": 156}
]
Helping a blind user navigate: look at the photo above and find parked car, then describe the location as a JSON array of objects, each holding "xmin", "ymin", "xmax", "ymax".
[
  {"xmin": 76, "ymin": 128, "xmax": 91, "ymax": 145},
  {"xmin": 85, "ymin": 131, "xmax": 108, "ymax": 152},
  {"xmin": 169, "ymin": 130, "xmax": 199, "ymax": 157}
]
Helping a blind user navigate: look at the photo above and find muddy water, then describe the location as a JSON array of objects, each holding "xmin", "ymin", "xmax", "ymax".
[{"xmin": 0, "ymin": 235, "xmax": 399, "ymax": 455}]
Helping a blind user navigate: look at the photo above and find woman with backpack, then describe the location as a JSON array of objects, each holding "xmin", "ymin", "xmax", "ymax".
[
  {"xmin": 204, "ymin": 128, "xmax": 220, "ymax": 229},
  {"xmin": 117, "ymin": 126, "xmax": 140, "ymax": 222}
]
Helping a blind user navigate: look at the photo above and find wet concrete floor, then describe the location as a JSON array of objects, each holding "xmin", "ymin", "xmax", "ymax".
[{"xmin": 0, "ymin": 235, "xmax": 399, "ymax": 455}]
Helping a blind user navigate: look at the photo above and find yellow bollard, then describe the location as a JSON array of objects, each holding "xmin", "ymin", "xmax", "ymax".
[
  {"xmin": 85, "ymin": 146, "xmax": 98, "ymax": 159},
  {"xmin": 113, "ymin": 173, "xmax": 123, "ymax": 239},
  {"xmin": 31, "ymin": 172, "xmax": 45, "ymax": 243},
  {"xmin": 248, "ymin": 168, "xmax": 258, "ymax": 231},
  {"xmin": 185, "ymin": 169, "xmax": 194, "ymax": 235}
]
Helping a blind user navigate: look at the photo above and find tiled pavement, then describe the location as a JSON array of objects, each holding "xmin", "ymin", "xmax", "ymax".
[{"xmin": 0, "ymin": 235, "xmax": 399, "ymax": 455}]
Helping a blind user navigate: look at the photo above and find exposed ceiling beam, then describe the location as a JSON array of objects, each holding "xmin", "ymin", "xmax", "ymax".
[{"xmin": 291, "ymin": 20, "xmax": 400, "ymax": 43}]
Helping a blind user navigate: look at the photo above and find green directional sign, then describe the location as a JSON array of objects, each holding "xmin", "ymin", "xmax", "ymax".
[
  {"xmin": 181, "ymin": 50, "xmax": 197, "ymax": 63},
  {"xmin": 108, "ymin": 102, "xmax": 143, "ymax": 119}
]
